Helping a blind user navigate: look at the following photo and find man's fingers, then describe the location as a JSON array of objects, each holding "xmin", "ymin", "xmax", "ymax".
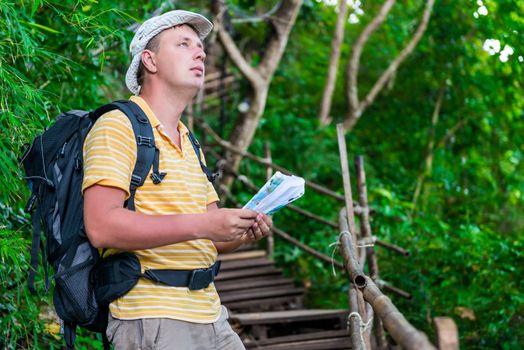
[
  {"xmin": 250, "ymin": 223, "xmax": 261, "ymax": 240},
  {"xmin": 254, "ymin": 214, "xmax": 272, "ymax": 235},
  {"xmin": 257, "ymin": 218, "xmax": 270, "ymax": 234},
  {"xmin": 237, "ymin": 217, "xmax": 256, "ymax": 230},
  {"xmin": 236, "ymin": 209, "xmax": 258, "ymax": 219}
]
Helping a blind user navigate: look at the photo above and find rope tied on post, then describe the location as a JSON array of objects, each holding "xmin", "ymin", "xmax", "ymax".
[
  {"xmin": 330, "ymin": 230, "xmax": 352, "ymax": 276},
  {"xmin": 329, "ymin": 240, "xmax": 340, "ymax": 276},
  {"xmin": 347, "ymin": 311, "xmax": 374, "ymax": 350},
  {"xmin": 357, "ymin": 236, "xmax": 377, "ymax": 248}
]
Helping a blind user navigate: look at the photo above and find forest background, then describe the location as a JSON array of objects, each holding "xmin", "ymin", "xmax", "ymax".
[{"xmin": 0, "ymin": 0, "xmax": 522, "ymax": 349}]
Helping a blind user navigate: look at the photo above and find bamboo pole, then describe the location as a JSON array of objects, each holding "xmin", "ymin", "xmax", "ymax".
[
  {"xmin": 361, "ymin": 276, "xmax": 434, "ymax": 349},
  {"xmin": 265, "ymin": 142, "xmax": 274, "ymax": 258},
  {"xmin": 349, "ymin": 285, "xmax": 366, "ymax": 350},
  {"xmin": 355, "ymin": 156, "xmax": 387, "ymax": 348},
  {"xmin": 197, "ymin": 120, "xmax": 346, "ymax": 201},
  {"xmin": 273, "ymin": 227, "xmax": 344, "ymax": 269},
  {"xmin": 355, "ymin": 156, "xmax": 379, "ymax": 280},
  {"xmin": 208, "ymin": 148, "xmax": 340, "ymax": 228},
  {"xmin": 338, "ymin": 213, "xmax": 366, "ymax": 288},
  {"xmin": 375, "ymin": 238, "xmax": 410, "ymax": 256},
  {"xmin": 377, "ymin": 279, "xmax": 412, "ymax": 300},
  {"xmin": 336, "ymin": 124, "xmax": 370, "ymax": 349},
  {"xmin": 339, "ymin": 209, "xmax": 436, "ymax": 350},
  {"xmin": 236, "ymin": 171, "xmax": 338, "ymax": 227},
  {"xmin": 357, "ymin": 236, "xmax": 411, "ymax": 257},
  {"xmin": 336, "ymin": 124, "xmax": 359, "ymax": 253}
]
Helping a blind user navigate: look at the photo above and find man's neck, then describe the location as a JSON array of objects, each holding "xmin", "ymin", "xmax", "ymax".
[{"xmin": 139, "ymin": 87, "xmax": 196, "ymax": 131}]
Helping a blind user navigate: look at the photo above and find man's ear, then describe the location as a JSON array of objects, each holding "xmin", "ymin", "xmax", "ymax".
[{"xmin": 141, "ymin": 50, "xmax": 158, "ymax": 74}]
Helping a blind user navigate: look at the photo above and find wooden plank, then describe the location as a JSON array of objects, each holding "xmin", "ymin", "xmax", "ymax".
[
  {"xmin": 220, "ymin": 257, "xmax": 273, "ymax": 271},
  {"xmin": 215, "ymin": 266, "xmax": 282, "ymax": 281},
  {"xmin": 225, "ymin": 295, "xmax": 303, "ymax": 311},
  {"xmin": 244, "ymin": 330, "xmax": 349, "ymax": 347},
  {"xmin": 245, "ymin": 336, "xmax": 351, "ymax": 350},
  {"xmin": 216, "ymin": 276, "xmax": 294, "ymax": 292},
  {"xmin": 231, "ymin": 309, "xmax": 349, "ymax": 326},
  {"xmin": 220, "ymin": 286, "xmax": 305, "ymax": 303},
  {"xmin": 219, "ymin": 250, "xmax": 267, "ymax": 261}
]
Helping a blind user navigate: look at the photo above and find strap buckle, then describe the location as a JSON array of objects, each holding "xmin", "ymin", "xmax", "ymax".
[
  {"xmin": 188, "ymin": 267, "xmax": 214, "ymax": 291},
  {"xmin": 150, "ymin": 172, "xmax": 167, "ymax": 185},
  {"xmin": 207, "ymin": 172, "xmax": 220, "ymax": 183},
  {"xmin": 130, "ymin": 174, "xmax": 142, "ymax": 187},
  {"xmin": 136, "ymin": 136, "xmax": 154, "ymax": 147}
]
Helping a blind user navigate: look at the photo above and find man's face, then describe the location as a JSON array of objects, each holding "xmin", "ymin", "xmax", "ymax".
[{"xmin": 152, "ymin": 24, "xmax": 206, "ymax": 92}]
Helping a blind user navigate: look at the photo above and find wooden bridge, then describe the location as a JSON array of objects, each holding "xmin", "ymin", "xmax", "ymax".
[{"xmin": 188, "ymin": 73, "xmax": 459, "ymax": 350}]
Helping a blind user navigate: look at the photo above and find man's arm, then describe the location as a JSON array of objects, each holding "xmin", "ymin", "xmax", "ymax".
[
  {"xmin": 208, "ymin": 202, "xmax": 273, "ymax": 254},
  {"xmin": 83, "ymin": 184, "xmax": 258, "ymax": 250}
]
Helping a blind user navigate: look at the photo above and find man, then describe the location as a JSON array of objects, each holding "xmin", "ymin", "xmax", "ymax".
[{"xmin": 82, "ymin": 10, "xmax": 272, "ymax": 349}]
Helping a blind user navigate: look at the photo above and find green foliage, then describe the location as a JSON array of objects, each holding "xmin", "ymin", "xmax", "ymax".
[
  {"xmin": 216, "ymin": 1, "xmax": 523, "ymax": 348},
  {"xmin": 1, "ymin": 0, "xmax": 522, "ymax": 349}
]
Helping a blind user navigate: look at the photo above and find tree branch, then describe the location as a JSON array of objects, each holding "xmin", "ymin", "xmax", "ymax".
[
  {"xmin": 230, "ymin": 2, "xmax": 281, "ymax": 24},
  {"xmin": 258, "ymin": 0, "xmax": 302, "ymax": 79},
  {"xmin": 345, "ymin": 0, "xmax": 436, "ymax": 130},
  {"xmin": 212, "ymin": 1, "xmax": 262, "ymax": 85},
  {"xmin": 346, "ymin": 0, "xmax": 396, "ymax": 122},
  {"xmin": 411, "ymin": 85, "xmax": 445, "ymax": 216},
  {"xmin": 318, "ymin": 0, "xmax": 349, "ymax": 125}
]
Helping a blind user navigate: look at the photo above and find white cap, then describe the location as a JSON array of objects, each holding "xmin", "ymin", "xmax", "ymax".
[{"xmin": 125, "ymin": 10, "xmax": 213, "ymax": 95}]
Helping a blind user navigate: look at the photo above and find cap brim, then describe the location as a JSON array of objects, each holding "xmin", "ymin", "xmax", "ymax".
[{"xmin": 125, "ymin": 54, "xmax": 142, "ymax": 95}]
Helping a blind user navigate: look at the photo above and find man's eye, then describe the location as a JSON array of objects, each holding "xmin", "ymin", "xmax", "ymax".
[{"xmin": 178, "ymin": 42, "xmax": 189, "ymax": 47}]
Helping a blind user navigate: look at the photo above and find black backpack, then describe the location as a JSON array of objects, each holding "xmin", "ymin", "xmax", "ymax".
[{"xmin": 21, "ymin": 100, "xmax": 217, "ymax": 349}]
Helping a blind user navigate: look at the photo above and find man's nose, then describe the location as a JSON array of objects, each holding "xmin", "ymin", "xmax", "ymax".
[{"xmin": 194, "ymin": 48, "xmax": 206, "ymax": 62}]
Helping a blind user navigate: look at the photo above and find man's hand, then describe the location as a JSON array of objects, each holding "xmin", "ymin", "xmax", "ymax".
[
  {"xmin": 242, "ymin": 213, "xmax": 273, "ymax": 242},
  {"xmin": 206, "ymin": 208, "xmax": 258, "ymax": 242}
]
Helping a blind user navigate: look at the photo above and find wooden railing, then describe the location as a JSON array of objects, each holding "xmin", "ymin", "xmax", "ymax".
[{"xmin": 193, "ymin": 112, "xmax": 458, "ymax": 349}]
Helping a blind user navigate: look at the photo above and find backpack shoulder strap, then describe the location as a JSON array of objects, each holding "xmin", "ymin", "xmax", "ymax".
[
  {"xmin": 92, "ymin": 100, "xmax": 159, "ymax": 211},
  {"xmin": 187, "ymin": 129, "xmax": 218, "ymax": 183}
]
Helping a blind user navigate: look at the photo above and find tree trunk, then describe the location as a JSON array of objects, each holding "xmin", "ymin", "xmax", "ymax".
[
  {"xmin": 212, "ymin": 0, "xmax": 303, "ymax": 189},
  {"xmin": 227, "ymin": 85, "xmax": 268, "ymax": 173},
  {"xmin": 318, "ymin": 0, "xmax": 349, "ymax": 125}
]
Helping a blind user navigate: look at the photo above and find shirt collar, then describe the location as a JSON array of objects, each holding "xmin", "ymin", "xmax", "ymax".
[
  {"xmin": 129, "ymin": 96, "xmax": 190, "ymax": 137},
  {"xmin": 129, "ymin": 95, "xmax": 161, "ymax": 128}
]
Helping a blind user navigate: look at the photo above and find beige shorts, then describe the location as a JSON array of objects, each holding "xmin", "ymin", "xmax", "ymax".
[{"xmin": 106, "ymin": 306, "xmax": 245, "ymax": 350}]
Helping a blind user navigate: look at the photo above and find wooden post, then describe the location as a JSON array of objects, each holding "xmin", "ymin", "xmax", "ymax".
[
  {"xmin": 354, "ymin": 156, "xmax": 388, "ymax": 348},
  {"xmin": 339, "ymin": 209, "xmax": 437, "ymax": 350},
  {"xmin": 336, "ymin": 124, "xmax": 359, "ymax": 254},
  {"xmin": 336, "ymin": 124, "xmax": 371, "ymax": 349},
  {"xmin": 355, "ymin": 156, "xmax": 378, "ymax": 280},
  {"xmin": 265, "ymin": 142, "xmax": 274, "ymax": 258},
  {"xmin": 349, "ymin": 286, "xmax": 365, "ymax": 350}
]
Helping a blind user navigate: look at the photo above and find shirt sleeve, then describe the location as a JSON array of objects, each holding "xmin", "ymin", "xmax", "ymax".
[{"xmin": 82, "ymin": 110, "xmax": 137, "ymax": 199}]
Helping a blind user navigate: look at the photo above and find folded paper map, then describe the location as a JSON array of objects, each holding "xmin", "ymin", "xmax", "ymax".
[{"xmin": 244, "ymin": 171, "xmax": 305, "ymax": 215}]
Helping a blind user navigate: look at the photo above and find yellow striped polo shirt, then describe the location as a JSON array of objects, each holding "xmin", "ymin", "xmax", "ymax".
[{"xmin": 82, "ymin": 96, "xmax": 221, "ymax": 323}]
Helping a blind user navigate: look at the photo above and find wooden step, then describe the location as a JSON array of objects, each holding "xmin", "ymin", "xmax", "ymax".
[
  {"xmin": 231, "ymin": 309, "xmax": 349, "ymax": 326},
  {"xmin": 244, "ymin": 330, "xmax": 349, "ymax": 347},
  {"xmin": 216, "ymin": 276, "xmax": 295, "ymax": 292},
  {"xmin": 220, "ymin": 257, "xmax": 273, "ymax": 271},
  {"xmin": 245, "ymin": 336, "xmax": 351, "ymax": 350},
  {"xmin": 219, "ymin": 249, "xmax": 266, "ymax": 261},
  {"xmin": 225, "ymin": 295, "xmax": 304, "ymax": 311},
  {"xmin": 220, "ymin": 286, "xmax": 306, "ymax": 303},
  {"xmin": 215, "ymin": 266, "xmax": 283, "ymax": 281}
]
